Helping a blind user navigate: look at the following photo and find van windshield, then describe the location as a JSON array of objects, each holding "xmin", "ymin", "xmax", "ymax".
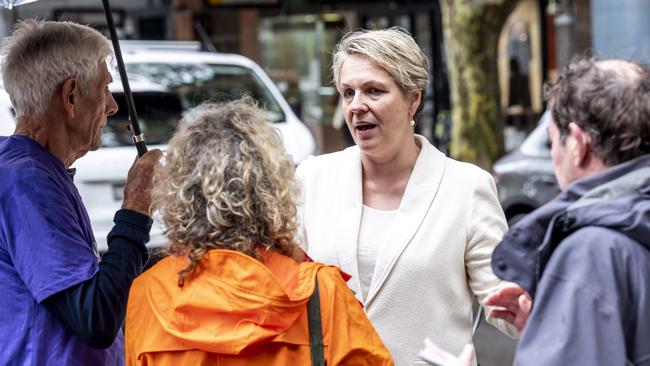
[
  {"xmin": 103, "ymin": 91, "xmax": 184, "ymax": 147},
  {"xmin": 125, "ymin": 63, "xmax": 285, "ymax": 123}
]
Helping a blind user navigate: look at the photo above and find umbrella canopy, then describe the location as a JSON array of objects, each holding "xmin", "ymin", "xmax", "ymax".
[{"xmin": 1, "ymin": 0, "xmax": 148, "ymax": 156}]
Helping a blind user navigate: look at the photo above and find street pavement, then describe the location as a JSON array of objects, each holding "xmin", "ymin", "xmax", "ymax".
[{"xmin": 473, "ymin": 312, "xmax": 518, "ymax": 366}]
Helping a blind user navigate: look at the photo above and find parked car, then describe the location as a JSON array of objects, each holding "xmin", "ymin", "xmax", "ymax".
[
  {"xmin": 0, "ymin": 43, "xmax": 317, "ymax": 253},
  {"xmin": 493, "ymin": 112, "xmax": 560, "ymax": 226}
]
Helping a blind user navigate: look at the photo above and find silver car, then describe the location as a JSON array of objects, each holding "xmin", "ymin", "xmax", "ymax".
[{"xmin": 493, "ymin": 112, "xmax": 560, "ymax": 226}]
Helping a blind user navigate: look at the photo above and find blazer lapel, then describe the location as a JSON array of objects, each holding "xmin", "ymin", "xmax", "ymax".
[
  {"xmin": 364, "ymin": 136, "xmax": 447, "ymax": 306},
  {"xmin": 330, "ymin": 147, "xmax": 364, "ymax": 299}
]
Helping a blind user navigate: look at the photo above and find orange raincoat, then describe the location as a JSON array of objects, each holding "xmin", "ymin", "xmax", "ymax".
[{"xmin": 125, "ymin": 249, "xmax": 393, "ymax": 365}]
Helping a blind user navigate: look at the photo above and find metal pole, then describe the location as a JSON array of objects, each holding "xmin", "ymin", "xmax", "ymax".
[
  {"xmin": 194, "ymin": 20, "xmax": 217, "ymax": 52},
  {"xmin": 101, "ymin": 0, "xmax": 148, "ymax": 157}
]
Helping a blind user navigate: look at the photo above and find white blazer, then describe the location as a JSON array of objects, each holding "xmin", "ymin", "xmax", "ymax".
[{"xmin": 297, "ymin": 135, "xmax": 516, "ymax": 365}]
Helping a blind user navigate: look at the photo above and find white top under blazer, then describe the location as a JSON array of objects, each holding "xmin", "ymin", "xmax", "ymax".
[{"xmin": 357, "ymin": 205, "xmax": 396, "ymax": 301}]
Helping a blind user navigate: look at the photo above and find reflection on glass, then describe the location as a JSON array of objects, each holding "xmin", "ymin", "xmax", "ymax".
[
  {"xmin": 104, "ymin": 63, "xmax": 286, "ymax": 148},
  {"xmin": 124, "ymin": 63, "xmax": 285, "ymax": 123},
  {"xmin": 103, "ymin": 91, "xmax": 184, "ymax": 147}
]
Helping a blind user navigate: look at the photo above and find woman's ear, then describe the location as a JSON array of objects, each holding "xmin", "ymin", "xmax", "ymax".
[
  {"xmin": 60, "ymin": 77, "xmax": 78, "ymax": 118},
  {"xmin": 408, "ymin": 90, "xmax": 422, "ymax": 116}
]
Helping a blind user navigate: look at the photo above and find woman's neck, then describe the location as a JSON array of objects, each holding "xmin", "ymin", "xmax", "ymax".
[
  {"xmin": 362, "ymin": 137, "xmax": 420, "ymax": 179},
  {"xmin": 361, "ymin": 136, "xmax": 421, "ymax": 210}
]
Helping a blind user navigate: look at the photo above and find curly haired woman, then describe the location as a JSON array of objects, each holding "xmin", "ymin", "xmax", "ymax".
[{"xmin": 124, "ymin": 98, "xmax": 392, "ymax": 366}]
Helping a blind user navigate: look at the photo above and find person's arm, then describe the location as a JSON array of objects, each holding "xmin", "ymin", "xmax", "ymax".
[
  {"xmin": 513, "ymin": 232, "xmax": 629, "ymax": 365},
  {"xmin": 463, "ymin": 169, "xmax": 519, "ymax": 338},
  {"xmin": 41, "ymin": 209, "xmax": 150, "ymax": 349},
  {"xmin": 41, "ymin": 149, "xmax": 161, "ymax": 349}
]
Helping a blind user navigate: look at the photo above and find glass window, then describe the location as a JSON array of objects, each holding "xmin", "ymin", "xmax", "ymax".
[
  {"xmin": 520, "ymin": 112, "xmax": 551, "ymax": 157},
  {"xmin": 124, "ymin": 63, "xmax": 285, "ymax": 123},
  {"xmin": 103, "ymin": 91, "xmax": 184, "ymax": 147}
]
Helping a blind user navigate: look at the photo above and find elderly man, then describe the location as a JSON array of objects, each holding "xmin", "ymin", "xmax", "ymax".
[
  {"xmin": 485, "ymin": 57, "xmax": 650, "ymax": 365},
  {"xmin": 0, "ymin": 20, "xmax": 161, "ymax": 364}
]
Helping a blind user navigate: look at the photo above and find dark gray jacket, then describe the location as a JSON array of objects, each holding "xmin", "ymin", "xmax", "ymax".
[{"xmin": 492, "ymin": 154, "xmax": 650, "ymax": 365}]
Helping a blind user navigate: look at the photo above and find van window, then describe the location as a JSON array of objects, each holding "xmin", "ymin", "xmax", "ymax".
[
  {"xmin": 125, "ymin": 63, "xmax": 285, "ymax": 123},
  {"xmin": 103, "ymin": 91, "xmax": 183, "ymax": 147}
]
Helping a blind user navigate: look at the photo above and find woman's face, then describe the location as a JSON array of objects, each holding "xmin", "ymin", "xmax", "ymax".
[{"xmin": 338, "ymin": 54, "xmax": 420, "ymax": 161}]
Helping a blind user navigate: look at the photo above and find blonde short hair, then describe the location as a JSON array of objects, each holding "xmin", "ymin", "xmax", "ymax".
[
  {"xmin": 332, "ymin": 27, "xmax": 429, "ymax": 99},
  {"xmin": 1, "ymin": 19, "xmax": 112, "ymax": 118},
  {"xmin": 152, "ymin": 98, "xmax": 301, "ymax": 285}
]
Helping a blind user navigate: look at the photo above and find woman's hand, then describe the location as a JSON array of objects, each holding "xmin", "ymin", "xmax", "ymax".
[{"xmin": 484, "ymin": 284, "xmax": 532, "ymax": 333}]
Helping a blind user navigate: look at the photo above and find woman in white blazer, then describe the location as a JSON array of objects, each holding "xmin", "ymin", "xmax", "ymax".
[{"xmin": 296, "ymin": 28, "xmax": 517, "ymax": 365}]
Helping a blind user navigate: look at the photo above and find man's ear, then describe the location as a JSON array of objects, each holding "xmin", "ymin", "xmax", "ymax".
[
  {"xmin": 568, "ymin": 122, "xmax": 591, "ymax": 167},
  {"xmin": 60, "ymin": 77, "xmax": 78, "ymax": 118}
]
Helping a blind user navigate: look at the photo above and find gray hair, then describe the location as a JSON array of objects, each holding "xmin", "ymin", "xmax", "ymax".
[
  {"xmin": 1, "ymin": 19, "xmax": 112, "ymax": 118},
  {"xmin": 332, "ymin": 27, "xmax": 429, "ymax": 100}
]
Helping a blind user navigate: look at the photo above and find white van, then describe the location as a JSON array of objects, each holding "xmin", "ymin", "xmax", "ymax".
[{"xmin": 0, "ymin": 43, "xmax": 316, "ymax": 252}]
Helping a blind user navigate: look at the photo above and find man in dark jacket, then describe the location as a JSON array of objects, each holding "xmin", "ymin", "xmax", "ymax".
[{"xmin": 486, "ymin": 57, "xmax": 650, "ymax": 365}]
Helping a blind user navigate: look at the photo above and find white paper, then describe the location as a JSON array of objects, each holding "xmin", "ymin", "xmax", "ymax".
[{"xmin": 417, "ymin": 337, "xmax": 461, "ymax": 366}]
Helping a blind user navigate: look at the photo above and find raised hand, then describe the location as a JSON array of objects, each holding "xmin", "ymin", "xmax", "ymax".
[
  {"xmin": 122, "ymin": 149, "xmax": 163, "ymax": 215},
  {"xmin": 484, "ymin": 284, "xmax": 532, "ymax": 333}
]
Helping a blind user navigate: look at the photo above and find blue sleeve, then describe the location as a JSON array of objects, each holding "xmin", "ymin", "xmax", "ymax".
[
  {"xmin": 514, "ymin": 228, "xmax": 630, "ymax": 365},
  {"xmin": 3, "ymin": 172, "xmax": 98, "ymax": 302},
  {"xmin": 42, "ymin": 209, "xmax": 150, "ymax": 349}
]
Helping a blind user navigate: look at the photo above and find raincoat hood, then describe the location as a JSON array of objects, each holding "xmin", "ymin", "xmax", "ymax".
[
  {"xmin": 133, "ymin": 249, "xmax": 339, "ymax": 355},
  {"xmin": 493, "ymin": 154, "xmax": 650, "ymax": 297},
  {"xmin": 562, "ymin": 166, "xmax": 650, "ymax": 247}
]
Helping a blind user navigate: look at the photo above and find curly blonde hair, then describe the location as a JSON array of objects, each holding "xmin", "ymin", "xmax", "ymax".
[{"xmin": 152, "ymin": 97, "xmax": 302, "ymax": 286}]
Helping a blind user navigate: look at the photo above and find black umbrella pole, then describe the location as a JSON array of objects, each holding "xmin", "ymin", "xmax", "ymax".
[{"xmin": 101, "ymin": 0, "xmax": 147, "ymax": 157}]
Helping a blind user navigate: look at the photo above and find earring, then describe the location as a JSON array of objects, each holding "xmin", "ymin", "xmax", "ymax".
[{"xmin": 410, "ymin": 119, "xmax": 415, "ymax": 126}]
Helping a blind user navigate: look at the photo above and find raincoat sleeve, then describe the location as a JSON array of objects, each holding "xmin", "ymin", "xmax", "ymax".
[
  {"xmin": 464, "ymin": 169, "xmax": 519, "ymax": 338},
  {"xmin": 318, "ymin": 267, "xmax": 394, "ymax": 365},
  {"xmin": 513, "ymin": 230, "xmax": 631, "ymax": 365}
]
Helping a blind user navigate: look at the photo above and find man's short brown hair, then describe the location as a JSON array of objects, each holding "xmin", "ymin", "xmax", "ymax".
[{"xmin": 544, "ymin": 56, "xmax": 650, "ymax": 166}]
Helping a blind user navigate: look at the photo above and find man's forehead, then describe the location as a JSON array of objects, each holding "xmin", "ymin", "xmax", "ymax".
[{"xmin": 98, "ymin": 61, "xmax": 112, "ymax": 81}]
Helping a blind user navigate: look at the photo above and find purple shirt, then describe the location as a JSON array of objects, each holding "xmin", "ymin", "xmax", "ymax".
[{"xmin": 0, "ymin": 135, "xmax": 124, "ymax": 365}]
